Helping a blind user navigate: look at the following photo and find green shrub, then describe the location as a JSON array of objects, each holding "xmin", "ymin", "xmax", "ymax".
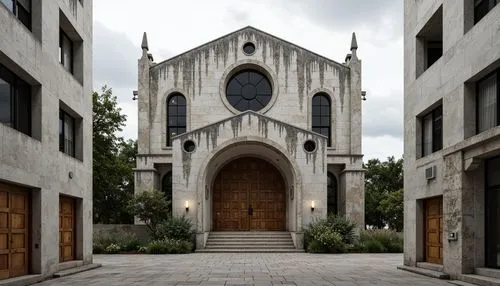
[
  {"xmin": 104, "ymin": 243, "xmax": 121, "ymax": 254},
  {"xmin": 93, "ymin": 230, "xmax": 142, "ymax": 253},
  {"xmin": 304, "ymin": 218, "xmax": 348, "ymax": 253},
  {"xmin": 93, "ymin": 242, "xmax": 106, "ymax": 254},
  {"xmin": 356, "ymin": 229, "xmax": 403, "ymax": 253},
  {"xmin": 128, "ymin": 189, "xmax": 171, "ymax": 232},
  {"xmin": 154, "ymin": 216, "xmax": 195, "ymax": 241},
  {"xmin": 146, "ymin": 239, "xmax": 192, "ymax": 254},
  {"xmin": 325, "ymin": 215, "xmax": 357, "ymax": 244},
  {"xmin": 363, "ymin": 239, "xmax": 385, "ymax": 253}
]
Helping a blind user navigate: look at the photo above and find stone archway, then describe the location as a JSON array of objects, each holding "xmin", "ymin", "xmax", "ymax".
[{"xmin": 212, "ymin": 157, "xmax": 286, "ymax": 231}]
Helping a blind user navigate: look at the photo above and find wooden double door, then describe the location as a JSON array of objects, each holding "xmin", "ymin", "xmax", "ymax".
[
  {"xmin": 0, "ymin": 183, "xmax": 29, "ymax": 279},
  {"xmin": 213, "ymin": 157, "xmax": 286, "ymax": 231},
  {"xmin": 424, "ymin": 197, "xmax": 443, "ymax": 264}
]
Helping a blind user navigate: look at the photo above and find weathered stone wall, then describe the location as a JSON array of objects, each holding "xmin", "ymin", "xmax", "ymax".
[
  {"xmin": 0, "ymin": 0, "xmax": 93, "ymax": 277},
  {"xmin": 135, "ymin": 27, "xmax": 365, "ymax": 248},
  {"xmin": 404, "ymin": 0, "xmax": 500, "ymax": 276}
]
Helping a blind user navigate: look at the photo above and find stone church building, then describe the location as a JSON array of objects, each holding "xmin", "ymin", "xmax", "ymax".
[{"xmin": 134, "ymin": 26, "xmax": 365, "ymax": 250}]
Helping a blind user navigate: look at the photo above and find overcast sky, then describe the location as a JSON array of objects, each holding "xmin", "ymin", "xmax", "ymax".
[{"xmin": 93, "ymin": 0, "xmax": 403, "ymax": 161}]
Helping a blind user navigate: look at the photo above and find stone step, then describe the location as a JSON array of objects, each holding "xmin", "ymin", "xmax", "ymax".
[
  {"xmin": 207, "ymin": 237, "xmax": 293, "ymax": 241},
  {"xmin": 206, "ymin": 241, "xmax": 293, "ymax": 246},
  {"xmin": 448, "ymin": 280, "xmax": 478, "ymax": 286},
  {"xmin": 417, "ymin": 262, "xmax": 444, "ymax": 272},
  {"xmin": 458, "ymin": 274, "xmax": 500, "ymax": 286},
  {"xmin": 205, "ymin": 245, "xmax": 296, "ymax": 249},
  {"xmin": 197, "ymin": 248, "xmax": 304, "ymax": 253},
  {"xmin": 397, "ymin": 265, "xmax": 450, "ymax": 279},
  {"xmin": 209, "ymin": 234, "xmax": 291, "ymax": 239},
  {"xmin": 53, "ymin": 263, "xmax": 102, "ymax": 278},
  {"xmin": 476, "ymin": 268, "xmax": 500, "ymax": 279}
]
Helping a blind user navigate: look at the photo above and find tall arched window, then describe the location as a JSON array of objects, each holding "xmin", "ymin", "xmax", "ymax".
[
  {"xmin": 327, "ymin": 172, "xmax": 338, "ymax": 215},
  {"xmin": 162, "ymin": 171, "xmax": 173, "ymax": 216},
  {"xmin": 167, "ymin": 93, "xmax": 186, "ymax": 146},
  {"xmin": 312, "ymin": 93, "xmax": 331, "ymax": 146}
]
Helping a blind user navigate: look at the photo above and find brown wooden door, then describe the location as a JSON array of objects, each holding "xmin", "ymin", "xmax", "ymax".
[
  {"xmin": 425, "ymin": 196, "xmax": 443, "ymax": 264},
  {"xmin": 59, "ymin": 197, "xmax": 75, "ymax": 262},
  {"xmin": 213, "ymin": 157, "xmax": 286, "ymax": 231},
  {"xmin": 0, "ymin": 183, "xmax": 29, "ymax": 279}
]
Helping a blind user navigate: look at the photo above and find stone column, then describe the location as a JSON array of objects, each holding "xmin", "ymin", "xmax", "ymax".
[
  {"xmin": 443, "ymin": 151, "xmax": 475, "ymax": 276},
  {"xmin": 340, "ymin": 169, "xmax": 365, "ymax": 229},
  {"xmin": 133, "ymin": 168, "xmax": 158, "ymax": 224}
]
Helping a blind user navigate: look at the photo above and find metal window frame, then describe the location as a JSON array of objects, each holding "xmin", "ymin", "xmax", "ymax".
[
  {"xmin": 166, "ymin": 93, "xmax": 187, "ymax": 146},
  {"xmin": 59, "ymin": 109, "xmax": 76, "ymax": 157},
  {"xmin": 311, "ymin": 93, "xmax": 332, "ymax": 147}
]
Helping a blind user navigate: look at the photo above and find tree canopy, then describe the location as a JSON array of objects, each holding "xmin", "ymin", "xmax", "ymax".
[
  {"xmin": 364, "ymin": 156, "xmax": 404, "ymax": 231},
  {"xmin": 93, "ymin": 86, "xmax": 136, "ymax": 224}
]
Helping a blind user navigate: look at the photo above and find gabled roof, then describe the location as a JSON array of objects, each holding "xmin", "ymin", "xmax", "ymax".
[
  {"xmin": 151, "ymin": 26, "xmax": 347, "ymax": 69},
  {"xmin": 173, "ymin": 110, "xmax": 328, "ymax": 141}
]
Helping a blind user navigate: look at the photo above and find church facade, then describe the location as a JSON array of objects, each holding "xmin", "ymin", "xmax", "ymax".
[{"xmin": 134, "ymin": 27, "xmax": 365, "ymax": 249}]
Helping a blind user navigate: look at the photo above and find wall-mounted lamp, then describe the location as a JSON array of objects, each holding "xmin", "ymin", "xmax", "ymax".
[
  {"xmin": 361, "ymin": 91, "xmax": 367, "ymax": 101},
  {"xmin": 132, "ymin": 90, "xmax": 138, "ymax": 100},
  {"xmin": 311, "ymin": 200, "xmax": 315, "ymax": 212},
  {"xmin": 184, "ymin": 200, "xmax": 189, "ymax": 212}
]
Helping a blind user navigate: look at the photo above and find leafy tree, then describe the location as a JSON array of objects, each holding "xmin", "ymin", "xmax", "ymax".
[
  {"xmin": 380, "ymin": 189, "xmax": 404, "ymax": 231},
  {"xmin": 93, "ymin": 86, "xmax": 135, "ymax": 224},
  {"xmin": 364, "ymin": 156, "xmax": 403, "ymax": 230},
  {"xmin": 128, "ymin": 189, "xmax": 171, "ymax": 232}
]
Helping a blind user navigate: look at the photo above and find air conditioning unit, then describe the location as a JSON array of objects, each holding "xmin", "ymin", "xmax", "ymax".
[{"xmin": 425, "ymin": 166, "xmax": 436, "ymax": 180}]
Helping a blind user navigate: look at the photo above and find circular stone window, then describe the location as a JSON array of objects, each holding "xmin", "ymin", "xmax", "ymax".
[
  {"xmin": 304, "ymin": 140, "xmax": 317, "ymax": 153},
  {"xmin": 226, "ymin": 70, "xmax": 272, "ymax": 112},
  {"xmin": 242, "ymin": 42, "xmax": 256, "ymax": 55},
  {"xmin": 183, "ymin": 140, "xmax": 196, "ymax": 153}
]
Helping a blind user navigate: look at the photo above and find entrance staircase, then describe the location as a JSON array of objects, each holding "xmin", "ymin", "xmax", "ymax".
[{"xmin": 196, "ymin": 232, "xmax": 303, "ymax": 253}]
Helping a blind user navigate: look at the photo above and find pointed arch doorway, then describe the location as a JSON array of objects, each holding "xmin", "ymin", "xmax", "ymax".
[{"xmin": 212, "ymin": 157, "xmax": 286, "ymax": 231}]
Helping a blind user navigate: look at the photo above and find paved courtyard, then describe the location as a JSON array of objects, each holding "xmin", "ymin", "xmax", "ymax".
[{"xmin": 36, "ymin": 253, "xmax": 451, "ymax": 286}]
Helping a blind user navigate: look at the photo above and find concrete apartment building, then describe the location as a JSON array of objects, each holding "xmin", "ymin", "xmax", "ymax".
[
  {"xmin": 0, "ymin": 0, "xmax": 93, "ymax": 282},
  {"xmin": 134, "ymin": 27, "xmax": 365, "ymax": 250},
  {"xmin": 403, "ymin": 0, "xmax": 500, "ymax": 283}
]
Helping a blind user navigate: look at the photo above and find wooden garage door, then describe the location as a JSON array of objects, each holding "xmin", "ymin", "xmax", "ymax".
[
  {"xmin": 213, "ymin": 157, "xmax": 286, "ymax": 231},
  {"xmin": 59, "ymin": 197, "xmax": 75, "ymax": 262},
  {"xmin": 425, "ymin": 197, "xmax": 443, "ymax": 264},
  {"xmin": 0, "ymin": 183, "xmax": 29, "ymax": 279}
]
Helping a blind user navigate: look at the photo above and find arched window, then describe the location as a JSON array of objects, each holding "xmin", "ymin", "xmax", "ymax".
[
  {"xmin": 167, "ymin": 93, "xmax": 186, "ymax": 146},
  {"xmin": 327, "ymin": 172, "xmax": 338, "ymax": 216},
  {"xmin": 162, "ymin": 171, "xmax": 173, "ymax": 216},
  {"xmin": 312, "ymin": 93, "xmax": 331, "ymax": 146}
]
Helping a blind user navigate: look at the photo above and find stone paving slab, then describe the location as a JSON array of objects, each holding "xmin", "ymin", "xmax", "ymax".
[{"xmin": 34, "ymin": 253, "xmax": 452, "ymax": 286}]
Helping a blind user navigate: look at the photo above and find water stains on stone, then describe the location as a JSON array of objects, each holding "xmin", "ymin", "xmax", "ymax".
[{"xmin": 182, "ymin": 147, "xmax": 192, "ymax": 187}]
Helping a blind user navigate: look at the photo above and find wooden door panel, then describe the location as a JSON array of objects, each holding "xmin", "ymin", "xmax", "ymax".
[
  {"xmin": 59, "ymin": 197, "xmax": 75, "ymax": 262},
  {"xmin": 425, "ymin": 197, "xmax": 443, "ymax": 264},
  {"xmin": 0, "ymin": 184, "xmax": 29, "ymax": 279},
  {"xmin": 213, "ymin": 157, "xmax": 286, "ymax": 231}
]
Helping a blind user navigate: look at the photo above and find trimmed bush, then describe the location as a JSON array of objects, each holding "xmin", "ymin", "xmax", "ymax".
[
  {"xmin": 355, "ymin": 229, "xmax": 403, "ymax": 253},
  {"xmin": 154, "ymin": 216, "xmax": 195, "ymax": 241},
  {"xmin": 146, "ymin": 239, "xmax": 192, "ymax": 254}
]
